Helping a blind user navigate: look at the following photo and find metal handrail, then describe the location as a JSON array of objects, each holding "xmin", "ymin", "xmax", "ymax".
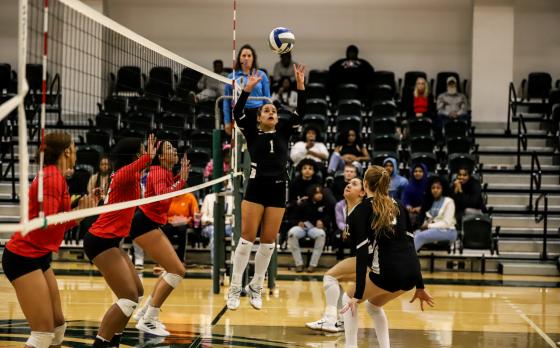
[
  {"xmin": 515, "ymin": 113, "xmax": 528, "ymax": 171},
  {"xmin": 506, "ymin": 82, "xmax": 517, "ymax": 135},
  {"xmin": 527, "ymin": 151, "xmax": 542, "ymax": 211},
  {"xmin": 534, "ymin": 193, "xmax": 549, "ymax": 261}
]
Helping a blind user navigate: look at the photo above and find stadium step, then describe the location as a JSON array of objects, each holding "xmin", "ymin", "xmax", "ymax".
[
  {"xmin": 482, "ymin": 173, "xmax": 558, "ymax": 186},
  {"xmin": 498, "ymin": 239, "xmax": 560, "ymax": 253},
  {"xmin": 499, "ymin": 262, "xmax": 559, "ymax": 276},
  {"xmin": 476, "ymin": 137, "xmax": 551, "ymax": 147},
  {"xmin": 490, "ymin": 205, "xmax": 560, "ymax": 215},
  {"xmin": 498, "ymin": 227, "xmax": 559, "ymax": 237},
  {"xmin": 487, "ymin": 194, "xmax": 560, "ymax": 206},
  {"xmin": 477, "ymin": 154, "xmax": 556, "ymax": 166},
  {"xmin": 0, "ymin": 204, "xmax": 19, "ymax": 216},
  {"xmin": 492, "ymin": 215, "xmax": 560, "ymax": 229}
]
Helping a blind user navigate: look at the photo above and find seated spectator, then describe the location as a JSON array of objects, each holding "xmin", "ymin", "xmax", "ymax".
[
  {"xmin": 405, "ymin": 77, "xmax": 436, "ymax": 119},
  {"xmin": 288, "ymin": 185, "xmax": 332, "ymax": 273},
  {"xmin": 204, "ymin": 144, "xmax": 231, "ymax": 179},
  {"xmin": 200, "ymin": 182, "xmax": 234, "ymax": 263},
  {"xmin": 328, "ymin": 128, "xmax": 370, "ymax": 174},
  {"xmin": 328, "ymin": 45, "xmax": 374, "ymax": 101},
  {"xmin": 161, "ymin": 192, "xmax": 199, "ymax": 264},
  {"xmin": 450, "ymin": 166, "xmax": 485, "ymax": 228},
  {"xmin": 289, "ymin": 158, "xmax": 322, "ymax": 205},
  {"xmin": 414, "ymin": 176, "xmax": 457, "ymax": 251},
  {"xmin": 437, "ymin": 76, "xmax": 469, "ymax": 125},
  {"xmin": 334, "ymin": 177, "xmax": 366, "ymax": 259},
  {"xmin": 87, "ymin": 154, "xmax": 111, "ymax": 199},
  {"xmin": 272, "ymin": 76, "xmax": 298, "ymax": 110},
  {"xmin": 273, "ymin": 51, "xmax": 297, "ymax": 82},
  {"xmin": 195, "ymin": 59, "xmax": 229, "ymax": 102},
  {"xmin": 290, "ymin": 125, "xmax": 329, "ymax": 168},
  {"xmin": 331, "ymin": 163, "xmax": 358, "ymax": 202},
  {"xmin": 383, "ymin": 157, "xmax": 408, "ymax": 200},
  {"xmin": 403, "ymin": 163, "xmax": 429, "ymax": 229}
]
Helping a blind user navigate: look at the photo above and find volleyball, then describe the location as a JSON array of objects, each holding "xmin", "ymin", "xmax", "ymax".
[{"xmin": 269, "ymin": 27, "xmax": 295, "ymax": 54}]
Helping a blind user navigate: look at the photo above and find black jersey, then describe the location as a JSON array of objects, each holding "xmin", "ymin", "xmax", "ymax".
[
  {"xmin": 233, "ymin": 89, "xmax": 305, "ymax": 180},
  {"xmin": 350, "ymin": 197, "xmax": 424, "ymax": 299}
]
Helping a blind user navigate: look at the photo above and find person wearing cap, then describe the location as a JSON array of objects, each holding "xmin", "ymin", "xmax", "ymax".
[{"xmin": 436, "ymin": 76, "xmax": 469, "ymax": 126}]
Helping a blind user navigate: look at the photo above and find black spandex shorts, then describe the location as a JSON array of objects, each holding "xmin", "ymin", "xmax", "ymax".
[
  {"xmin": 129, "ymin": 209, "xmax": 161, "ymax": 240},
  {"xmin": 83, "ymin": 232, "xmax": 122, "ymax": 261},
  {"xmin": 1, "ymin": 248, "xmax": 52, "ymax": 282},
  {"xmin": 244, "ymin": 177, "xmax": 286, "ymax": 208}
]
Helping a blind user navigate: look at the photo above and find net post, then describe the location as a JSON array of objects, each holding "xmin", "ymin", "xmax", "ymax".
[
  {"xmin": 17, "ymin": 0, "xmax": 30, "ymax": 226},
  {"xmin": 212, "ymin": 128, "xmax": 224, "ymax": 294}
]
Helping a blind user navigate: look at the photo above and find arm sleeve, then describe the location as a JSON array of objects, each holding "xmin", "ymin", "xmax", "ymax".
[
  {"xmin": 428, "ymin": 199, "xmax": 455, "ymax": 229},
  {"xmin": 290, "ymin": 142, "xmax": 307, "ymax": 165},
  {"xmin": 223, "ymin": 82, "xmax": 233, "ymax": 125},
  {"xmin": 437, "ymin": 95, "xmax": 447, "ymax": 115},
  {"xmin": 261, "ymin": 72, "xmax": 271, "ymax": 98},
  {"xmin": 335, "ymin": 202, "xmax": 346, "ymax": 231},
  {"xmin": 353, "ymin": 204, "xmax": 371, "ymax": 300},
  {"xmin": 459, "ymin": 94, "xmax": 469, "ymax": 115},
  {"xmin": 317, "ymin": 143, "xmax": 330, "ymax": 160},
  {"xmin": 150, "ymin": 169, "xmax": 186, "ymax": 196}
]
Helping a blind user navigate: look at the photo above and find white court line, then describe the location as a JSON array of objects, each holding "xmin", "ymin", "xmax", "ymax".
[{"xmin": 502, "ymin": 296, "xmax": 557, "ymax": 347}]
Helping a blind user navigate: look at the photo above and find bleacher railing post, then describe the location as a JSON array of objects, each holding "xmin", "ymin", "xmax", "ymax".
[{"xmin": 211, "ymin": 127, "xmax": 224, "ymax": 294}]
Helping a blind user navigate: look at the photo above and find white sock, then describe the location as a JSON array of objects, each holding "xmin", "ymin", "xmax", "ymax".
[
  {"xmin": 342, "ymin": 293, "xmax": 358, "ymax": 348},
  {"xmin": 250, "ymin": 243, "xmax": 275, "ymax": 288},
  {"xmin": 366, "ymin": 301, "xmax": 390, "ymax": 348},
  {"xmin": 231, "ymin": 238, "xmax": 253, "ymax": 287},
  {"xmin": 144, "ymin": 305, "xmax": 160, "ymax": 320},
  {"xmin": 337, "ymin": 284, "xmax": 344, "ymax": 321},
  {"xmin": 323, "ymin": 275, "xmax": 339, "ymax": 323}
]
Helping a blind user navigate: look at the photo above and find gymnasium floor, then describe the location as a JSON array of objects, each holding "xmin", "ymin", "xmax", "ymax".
[{"xmin": 0, "ymin": 263, "xmax": 558, "ymax": 347}]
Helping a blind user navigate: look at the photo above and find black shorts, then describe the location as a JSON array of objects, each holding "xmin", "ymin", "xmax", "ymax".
[
  {"xmin": 369, "ymin": 256, "xmax": 421, "ymax": 293},
  {"xmin": 244, "ymin": 177, "xmax": 286, "ymax": 208},
  {"xmin": 83, "ymin": 232, "xmax": 122, "ymax": 261},
  {"xmin": 129, "ymin": 209, "xmax": 161, "ymax": 240},
  {"xmin": 1, "ymin": 248, "xmax": 52, "ymax": 282}
]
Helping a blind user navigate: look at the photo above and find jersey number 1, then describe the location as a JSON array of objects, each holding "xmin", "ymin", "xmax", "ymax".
[{"xmin": 269, "ymin": 140, "xmax": 275, "ymax": 154}]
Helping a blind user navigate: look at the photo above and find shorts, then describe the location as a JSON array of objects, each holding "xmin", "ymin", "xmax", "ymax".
[
  {"xmin": 129, "ymin": 209, "xmax": 161, "ymax": 240},
  {"xmin": 244, "ymin": 177, "xmax": 286, "ymax": 208},
  {"xmin": 83, "ymin": 232, "xmax": 122, "ymax": 261},
  {"xmin": 369, "ymin": 255, "xmax": 421, "ymax": 293},
  {"xmin": 1, "ymin": 248, "xmax": 52, "ymax": 282}
]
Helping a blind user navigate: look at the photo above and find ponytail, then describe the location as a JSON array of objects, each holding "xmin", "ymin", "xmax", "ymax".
[{"xmin": 364, "ymin": 165, "xmax": 399, "ymax": 234}]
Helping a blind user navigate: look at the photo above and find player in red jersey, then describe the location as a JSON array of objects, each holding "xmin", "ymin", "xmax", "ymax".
[
  {"xmin": 131, "ymin": 140, "xmax": 190, "ymax": 336},
  {"xmin": 84, "ymin": 134, "xmax": 157, "ymax": 348},
  {"xmin": 2, "ymin": 132, "xmax": 98, "ymax": 348}
]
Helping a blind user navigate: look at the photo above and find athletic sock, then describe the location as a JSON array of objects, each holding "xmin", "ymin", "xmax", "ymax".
[
  {"xmin": 144, "ymin": 305, "xmax": 161, "ymax": 321},
  {"xmin": 323, "ymin": 275, "xmax": 340, "ymax": 323},
  {"xmin": 249, "ymin": 243, "xmax": 274, "ymax": 288},
  {"xmin": 342, "ymin": 293, "xmax": 358, "ymax": 348},
  {"xmin": 93, "ymin": 335, "xmax": 110, "ymax": 347},
  {"xmin": 337, "ymin": 284, "xmax": 344, "ymax": 321},
  {"xmin": 109, "ymin": 332, "xmax": 122, "ymax": 347},
  {"xmin": 230, "ymin": 238, "xmax": 253, "ymax": 287},
  {"xmin": 365, "ymin": 301, "xmax": 390, "ymax": 348}
]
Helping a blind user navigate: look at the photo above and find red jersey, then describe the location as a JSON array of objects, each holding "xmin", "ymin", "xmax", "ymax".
[
  {"xmin": 414, "ymin": 96, "xmax": 429, "ymax": 114},
  {"xmin": 140, "ymin": 165, "xmax": 186, "ymax": 225},
  {"xmin": 89, "ymin": 154, "xmax": 151, "ymax": 238},
  {"xmin": 7, "ymin": 165, "xmax": 76, "ymax": 258}
]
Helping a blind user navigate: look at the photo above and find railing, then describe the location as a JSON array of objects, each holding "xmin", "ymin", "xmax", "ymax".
[
  {"xmin": 515, "ymin": 113, "xmax": 528, "ymax": 171},
  {"xmin": 534, "ymin": 193, "xmax": 549, "ymax": 261},
  {"xmin": 527, "ymin": 151, "xmax": 541, "ymax": 211},
  {"xmin": 506, "ymin": 82, "xmax": 518, "ymax": 135}
]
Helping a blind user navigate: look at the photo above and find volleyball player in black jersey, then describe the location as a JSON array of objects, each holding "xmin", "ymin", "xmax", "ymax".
[
  {"xmin": 340, "ymin": 166, "xmax": 434, "ymax": 348},
  {"xmin": 226, "ymin": 64, "xmax": 306, "ymax": 310}
]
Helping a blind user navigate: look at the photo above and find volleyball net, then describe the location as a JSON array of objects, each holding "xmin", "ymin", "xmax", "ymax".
[{"xmin": 0, "ymin": 0, "xmax": 239, "ymax": 235}]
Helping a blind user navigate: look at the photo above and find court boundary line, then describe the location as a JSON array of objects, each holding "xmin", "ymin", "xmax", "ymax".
[
  {"xmin": 502, "ymin": 296, "xmax": 557, "ymax": 347},
  {"xmin": 188, "ymin": 305, "xmax": 228, "ymax": 348}
]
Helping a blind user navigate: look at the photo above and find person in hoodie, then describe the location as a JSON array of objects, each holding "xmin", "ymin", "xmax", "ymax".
[
  {"xmin": 382, "ymin": 158, "xmax": 408, "ymax": 201},
  {"xmin": 402, "ymin": 163, "xmax": 429, "ymax": 229},
  {"xmin": 414, "ymin": 176, "xmax": 457, "ymax": 251}
]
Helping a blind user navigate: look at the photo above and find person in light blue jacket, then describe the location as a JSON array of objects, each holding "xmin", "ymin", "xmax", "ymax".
[
  {"xmin": 382, "ymin": 157, "xmax": 408, "ymax": 201},
  {"xmin": 223, "ymin": 44, "xmax": 271, "ymax": 135}
]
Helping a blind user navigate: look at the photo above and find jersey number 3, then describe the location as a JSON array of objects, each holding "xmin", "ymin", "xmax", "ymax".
[{"xmin": 269, "ymin": 140, "xmax": 275, "ymax": 154}]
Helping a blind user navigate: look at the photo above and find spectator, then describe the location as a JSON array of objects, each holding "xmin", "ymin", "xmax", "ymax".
[
  {"xmin": 328, "ymin": 128, "xmax": 370, "ymax": 174},
  {"xmin": 334, "ymin": 177, "xmax": 366, "ymax": 259},
  {"xmin": 414, "ymin": 176, "xmax": 457, "ymax": 251},
  {"xmin": 272, "ymin": 76, "xmax": 298, "ymax": 110},
  {"xmin": 403, "ymin": 163, "xmax": 429, "ymax": 229},
  {"xmin": 288, "ymin": 158, "xmax": 322, "ymax": 212},
  {"xmin": 382, "ymin": 157, "xmax": 408, "ymax": 200},
  {"xmin": 272, "ymin": 51, "xmax": 296, "ymax": 82},
  {"xmin": 161, "ymin": 192, "xmax": 199, "ymax": 264},
  {"xmin": 200, "ymin": 182, "xmax": 234, "ymax": 263},
  {"xmin": 223, "ymin": 44, "xmax": 270, "ymax": 135},
  {"xmin": 405, "ymin": 77, "xmax": 436, "ymax": 119},
  {"xmin": 290, "ymin": 125, "xmax": 329, "ymax": 168},
  {"xmin": 87, "ymin": 154, "xmax": 111, "ymax": 199},
  {"xmin": 436, "ymin": 76, "xmax": 469, "ymax": 125},
  {"xmin": 196, "ymin": 59, "xmax": 229, "ymax": 102},
  {"xmin": 331, "ymin": 164, "xmax": 358, "ymax": 202},
  {"xmin": 328, "ymin": 45, "xmax": 374, "ymax": 101},
  {"xmin": 288, "ymin": 185, "xmax": 332, "ymax": 273},
  {"xmin": 450, "ymin": 166, "xmax": 485, "ymax": 228},
  {"xmin": 204, "ymin": 144, "xmax": 232, "ymax": 179}
]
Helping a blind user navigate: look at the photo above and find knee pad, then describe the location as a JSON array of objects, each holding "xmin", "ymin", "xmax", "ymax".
[
  {"xmin": 26, "ymin": 331, "xmax": 54, "ymax": 348},
  {"xmin": 116, "ymin": 298, "xmax": 138, "ymax": 317},
  {"xmin": 52, "ymin": 322, "xmax": 67, "ymax": 345},
  {"xmin": 323, "ymin": 274, "xmax": 339, "ymax": 290},
  {"xmin": 163, "ymin": 272, "xmax": 182, "ymax": 289}
]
